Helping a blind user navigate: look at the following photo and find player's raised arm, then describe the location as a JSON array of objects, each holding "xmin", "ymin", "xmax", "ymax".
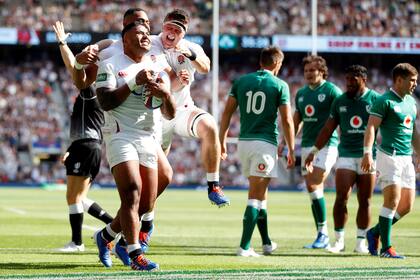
[
  {"xmin": 219, "ymin": 96, "xmax": 238, "ymax": 160},
  {"xmin": 178, "ymin": 44, "xmax": 210, "ymax": 74}
]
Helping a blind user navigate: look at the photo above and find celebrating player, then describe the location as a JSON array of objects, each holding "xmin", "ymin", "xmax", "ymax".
[
  {"xmin": 305, "ymin": 65, "xmax": 379, "ymax": 253},
  {"xmin": 220, "ymin": 46, "xmax": 295, "ymax": 257},
  {"xmin": 93, "ymin": 20, "xmax": 175, "ymax": 270}
]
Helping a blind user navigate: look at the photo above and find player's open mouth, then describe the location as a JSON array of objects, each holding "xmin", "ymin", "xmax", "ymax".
[{"xmin": 166, "ymin": 34, "xmax": 175, "ymax": 42}]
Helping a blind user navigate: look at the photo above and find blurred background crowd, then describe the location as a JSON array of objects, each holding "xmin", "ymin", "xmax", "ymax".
[
  {"xmin": 0, "ymin": 0, "xmax": 419, "ymax": 188},
  {"xmin": 1, "ymin": 0, "xmax": 419, "ymax": 37}
]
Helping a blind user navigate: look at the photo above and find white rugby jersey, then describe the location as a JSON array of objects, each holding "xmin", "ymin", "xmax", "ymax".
[
  {"xmin": 95, "ymin": 52, "xmax": 169, "ymax": 137},
  {"xmin": 150, "ymin": 34, "xmax": 206, "ymax": 110}
]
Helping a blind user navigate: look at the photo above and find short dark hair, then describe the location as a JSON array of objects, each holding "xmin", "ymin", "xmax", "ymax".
[
  {"xmin": 392, "ymin": 63, "xmax": 418, "ymax": 82},
  {"xmin": 302, "ymin": 55, "xmax": 329, "ymax": 79},
  {"xmin": 121, "ymin": 20, "xmax": 150, "ymax": 38},
  {"xmin": 259, "ymin": 46, "xmax": 284, "ymax": 67},
  {"xmin": 345, "ymin": 65, "xmax": 368, "ymax": 78},
  {"xmin": 123, "ymin": 8, "xmax": 146, "ymax": 19},
  {"xmin": 164, "ymin": 9, "xmax": 189, "ymax": 32}
]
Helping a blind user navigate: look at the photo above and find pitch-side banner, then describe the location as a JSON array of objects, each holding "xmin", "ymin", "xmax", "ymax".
[{"xmin": 272, "ymin": 35, "xmax": 420, "ymax": 54}]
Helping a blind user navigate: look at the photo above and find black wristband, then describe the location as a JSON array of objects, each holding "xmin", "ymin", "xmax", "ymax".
[
  {"xmin": 185, "ymin": 48, "xmax": 197, "ymax": 61},
  {"xmin": 59, "ymin": 40, "xmax": 67, "ymax": 46}
]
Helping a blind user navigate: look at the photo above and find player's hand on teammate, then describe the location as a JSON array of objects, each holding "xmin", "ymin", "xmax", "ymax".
[
  {"xmin": 52, "ymin": 21, "xmax": 71, "ymax": 45},
  {"xmin": 305, "ymin": 152, "xmax": 315, "ymax": 173},
  {"xmin": 360, "ymin": 153, "xmax": 374, "ymax": 173},
  {"xmin": 177, "ymin": 69, "xmax": 190, "ymax": 85},
  {"xmin": 75, "ymin": 45, "xmax": 99, "ymax": 65}
]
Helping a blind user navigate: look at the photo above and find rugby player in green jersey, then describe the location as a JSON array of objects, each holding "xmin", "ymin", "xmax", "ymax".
[
  {"xmin": 305, "ymin": 65, "xmax": 380, "ymax": 254},
  {"xmin": 220, "ymin": 46, "xmax": 295, "ymax": 257},
  {"xmin": 361, "ymin": 63, "xmax": 419, "ymax": 259},
  {"xmin": 293, "ymin": 55, "xmax": 342, "ymax": 249}
]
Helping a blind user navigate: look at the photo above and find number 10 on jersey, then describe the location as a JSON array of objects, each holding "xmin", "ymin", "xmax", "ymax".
[{"xmin": 246, "ymin": 91, "xmax": 266, "ymax": 114}]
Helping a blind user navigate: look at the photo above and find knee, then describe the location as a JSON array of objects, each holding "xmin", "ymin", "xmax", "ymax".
[
  {"xmin": 120, "ymin": 185, "xmax": 140, "ymax": 210},
  {"xmin": 197, "ymin": 117, "xmax": 218, "ymax": 140},
  {"xmin": 335, "ymin": 193, "xmax": 349, "ymax": 206},
  {"xmin": 357, "ymin": 197, "xmax": 371, "ymax": 210}
]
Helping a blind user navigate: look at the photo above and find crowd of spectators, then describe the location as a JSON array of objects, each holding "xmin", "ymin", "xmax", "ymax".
[
  {"xmin": 1, "ymin": 51, "xmax": 415, "ymax": 188},
  {"xmin": 0, "ymin": 0, "xmax": 419, "ymax": 37}
]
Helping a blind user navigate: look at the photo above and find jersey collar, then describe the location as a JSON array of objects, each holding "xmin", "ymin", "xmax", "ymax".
[
  {"xmin": 390, "ymin": 88, "xmax": 405, "ymax": 100},
  {"xmin": 309, "ymin": 80, "xmax": 326, "ymax": 90}
]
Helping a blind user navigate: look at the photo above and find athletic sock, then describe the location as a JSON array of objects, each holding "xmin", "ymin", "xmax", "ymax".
[
  {"xmin": 309, "ymin": 190, "xmax": 328, "ymax": 235},
  {"xmin": 207, "ymin": 172, "xmax": 220, "ymax": 193},
  {"xmin": 240, "ymin": 200, "xmax": 259, "ymax": 250},
  {"xmin": 101, "ymin": 223, "xmax": 117, "ymax": 243},
  {"xmin": 371, "ymin": 211, "xmax": 400, "ymax": 236},
  {"xmin": 69, "ymin": 203, "xmax": 84, "ymax": 245},
  {"xmin": 257, "ymin": 200, "xmax": 271, "ymax": 245},
  {"xmin": 127, "ymin": 244, "xmax": 142, "ymax": 259},
  {"xmin": 311, "ymin": 203, "xmax": 319, "ymax": 230},
  {"xmin": 82, "ymin": 198, "xmax": 113, "ymax": 224},
  {"xmin": 356, "ymin": 228, "xmax": 367, "ymax": 240},
  {"xmin": 334, "ymin": 228, "xmax": 345, "ymax": 243},
  {"xmin": 379, "ymin": 207, "xmax": 395, "ymax": 252},
  {"xmin": 141, "ymin": 211, "xmax": 154, "ymax": 232}
]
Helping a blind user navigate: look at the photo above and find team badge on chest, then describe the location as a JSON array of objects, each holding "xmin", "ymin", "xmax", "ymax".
[
  {"xmin": 318, "ymin": 94, "xmax": 326, "ymax": 102},
  {"xmin": 178, "ymin": 54, "xmax": 186, "ymax": 64}
]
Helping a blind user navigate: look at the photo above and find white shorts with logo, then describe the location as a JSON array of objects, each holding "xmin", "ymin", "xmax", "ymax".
[
  {"xmin": 104, "ymin": 132, "xmax": 159, "ymax": 169},
  {"xmin": 301, "ymin": 146, "xmax": 338, "ymax": 175},
  {"xmin": 162, "ymin": 106, "xmax": 209, "ymax": 150},
  {"xmin": 237, "ymin": 140, "xmax": 278, "ymax": 178},
  {"xmin": 376, "ymin": 150, "xmax": 415, "ymax": 190},
  {"xmin": 336, "ymin": 157, "xmax": 376, "ymax": 175}
]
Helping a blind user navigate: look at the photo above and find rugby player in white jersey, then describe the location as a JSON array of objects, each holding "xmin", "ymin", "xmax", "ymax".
[
  {"xmin": 92, "ymin": 20, "xmax": 176, "ymax": 271},
  {"xmin": 150, "ymin": 9, "xmax": 230, "ymax": 207}
]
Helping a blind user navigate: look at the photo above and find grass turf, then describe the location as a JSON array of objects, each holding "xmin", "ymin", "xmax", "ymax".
[{"xmin": 0, "ymin": 187, "xmax": 419, "ymax": 279}]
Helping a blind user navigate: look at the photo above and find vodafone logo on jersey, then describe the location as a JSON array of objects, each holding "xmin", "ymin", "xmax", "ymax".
[
  {"xmin": 404, "ymin": 115, "xmax": 412, "ymax": 128},
  {"xmin": 350, "ymin": 116, "xmax": 363, "ymax": 128},
  {"xmin": 305, "ymin": 105, "xmax": 315, "ymax": 117}
]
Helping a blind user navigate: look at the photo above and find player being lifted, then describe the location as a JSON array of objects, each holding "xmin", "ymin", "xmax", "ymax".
[
  {"xmin": 361, "ymin": 63, "xmax": 419, "ymax": 259},
  {"xmin": 220, "ymin": 46, "xmax": 295, "ymax": 257},
  {"xmin": 293, "ymin": 55, "xmax": 342, "ymax": 249},
  {"xmin": 150, "ymin": 9, "xmax": 230, "ymax": 207},
  {"xmin": 305, "ymin": 65, "xmax": 379, "ymax": 253}
]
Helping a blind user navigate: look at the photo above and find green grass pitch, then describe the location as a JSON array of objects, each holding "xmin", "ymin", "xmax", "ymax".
[{"xmin": 0, "ymin": 187, "xmax": 419, "ymax": 279}]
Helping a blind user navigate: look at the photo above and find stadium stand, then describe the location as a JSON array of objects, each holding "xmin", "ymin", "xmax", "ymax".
[{"xmin": 0, "ymin": 0, "xmax": 418, "ymax": 36}]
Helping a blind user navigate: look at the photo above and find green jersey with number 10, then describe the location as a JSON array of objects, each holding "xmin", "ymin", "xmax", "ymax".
[{"xmin": 229, "ymin": 70, "xmax": 290, "ymax": 146}]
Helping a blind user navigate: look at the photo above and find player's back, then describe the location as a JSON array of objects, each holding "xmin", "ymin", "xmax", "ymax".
[{"xmin": 230, "ymin": 70, "xmax": 290, "ymax": 146}]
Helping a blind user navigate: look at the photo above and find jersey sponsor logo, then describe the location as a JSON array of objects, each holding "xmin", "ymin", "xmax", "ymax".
[
  {"xmin": 118, "ymin": 71, "xmax": 128, "ymax": 77},
  {"xmin": 305, "ymin": 104, "xmax": 315, "ymax": 117},
  {"xmin": 178, "ymin": 54, "xmax": 186, "ymax": 64},
  {"xmin": 339, "ymin": 106, "xmax": 347, "ymax": 112},
  {"xmin": 318, "ymin": 94, "xmax": 326, "ymax": 102},
  {"xmin": 350, "ymin": 115, "xmax": 363, "ymax": 128},
  {"xmin": 96, "ymin": 73, "xmax": 107, "ymax": 82},
  {"xmin": 403, "ymin": 115, "xmax": 412, "ymax": 128}
]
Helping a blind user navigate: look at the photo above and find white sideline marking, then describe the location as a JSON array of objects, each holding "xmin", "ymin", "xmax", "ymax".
[
  {"xmin": 3, "ymin": 207, "xmax": 26, "ymax": 215},
  {"xmin": 82, "ymin": 224, "xmax": 100, "ymax": 231}
]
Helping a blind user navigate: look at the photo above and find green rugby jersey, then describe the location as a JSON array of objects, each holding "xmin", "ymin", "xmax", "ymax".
[
  {"xmin": 295, "ymin": 81, "xmax": 342, "ymax": 147},
  {"xmin": 229, "ymin": 70, "xmax": 290, "ymax": 146},
  {"xmin": 330, "ymin": 89, "xmax": 380, "ymax": 158},
  {"xmin": 370, "ymin": 89, "xmax": 417, "ymax": 156}
]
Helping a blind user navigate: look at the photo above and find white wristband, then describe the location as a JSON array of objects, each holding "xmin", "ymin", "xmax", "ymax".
[
  {"xmin": 310, "ymin": 146, "xmax": 319, "ymax": 155},
  {"xmin": 126, "ymin": 77, "xmax": 138, "ymax": 91},
  {"xmin": 363, "ymin": 146, "xmax": 372, "ymax": 154},
  {"xmin": 74, "ymin": 60, "xmax": 84, "ymax": 70}
]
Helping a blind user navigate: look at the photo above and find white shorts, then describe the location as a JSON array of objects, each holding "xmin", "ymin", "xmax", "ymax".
[
  {"xmin": 104, "ymin": 132, "xmax": 159, "ymax": 169},
  {"xmin": 301, "ymin": 146, "xmax": 338, "ymax": 175},
  {"xmin": 237, "ymin": 140, "xmax": 278, "ymax": 178},
  {"xmin": 162, "ymin": 106, "xmax": 210, "ymax": 150},
  {"xmin": 336, "ymin": 157, "xmax": 376, "ymax": 175},
  {"xmin": 376, "ymin": 150, "xmax": 415, "ymax": 190}
]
